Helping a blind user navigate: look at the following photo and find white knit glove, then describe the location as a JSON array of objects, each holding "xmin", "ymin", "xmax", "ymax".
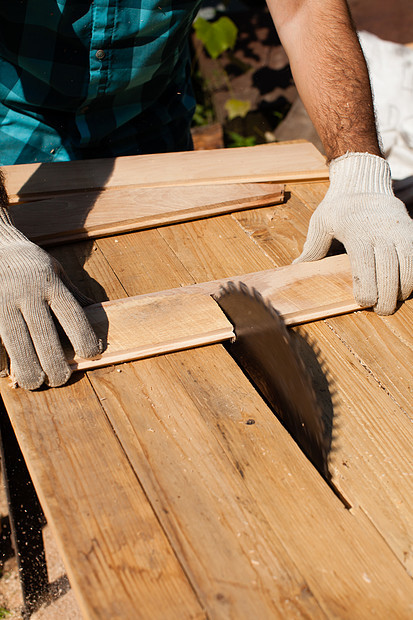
[
  {"xmin": 0, "ymin": 207, "xmax": 101, "ymax": 389},
  {"xmin": 294, "ymin": 152, "xmax": 413, "ymax": 315}
]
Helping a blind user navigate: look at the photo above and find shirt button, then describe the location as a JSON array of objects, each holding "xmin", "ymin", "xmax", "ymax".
[{"xmin": 96, "ymin": 49, "xmax": 105, "ymax": 60}]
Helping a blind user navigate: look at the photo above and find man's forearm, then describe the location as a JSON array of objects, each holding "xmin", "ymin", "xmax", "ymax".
[
  {"xmin": 0, "ymin": 171, "xmax": 8, "ymax": 206},
  {"xmin": 266, "ymin": 0, "xmax": 381, "ymax": 161}
]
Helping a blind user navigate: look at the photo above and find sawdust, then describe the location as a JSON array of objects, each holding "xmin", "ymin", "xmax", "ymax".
[{"xmin": 0, "ymin": 478, "xmax": 81, "ymax": 619}]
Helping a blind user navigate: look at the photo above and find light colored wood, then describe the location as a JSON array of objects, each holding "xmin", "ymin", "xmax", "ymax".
[
  {"xmin": 232, "ymin": 193, "xmax": 313, "ymax": 267},
  {"xmin": 157, "ymin": 214, "xmax": 275, "ymax": 282},
  {"xmin": 50, "ymin": 239, "xmax": 129, "ymax": 303},
  {"xmin": 72, "ymin": 254, "xmax": 361, "ymax": 371},
  {"xmin": 296, "ymin": 315, "xmax": 413, "ymax": 574},
  {"xmin": 71, "ymin": 292, "xmax": 233, "ymax": 370},
  {"xmin": 286, "ymin": 181, "xmax": 329, "ymax": 212},
  {"xmin": 325, "ymin": 302, "xmax": 413, "ymax": 416},
  {"xmin": 2, "ymin": 173, "xmax": 412, "ymax": 620},
  {"xmin": 225, "ymin": 180, "xmax": 413, "ymax": 577},
  {"xmin": 89, "ymin": 346, "xmax": 413, "ymax": 617},
  {"xmin": 93, "ymin": 227, "xmax": 196, "ymax": 296},
  {"xmin": 87, "ymin": 358, "xmax": 325, "ymax": 619},
  {"xmin": 4, "ymin": 141, "xmax": 327, "ymax": 201},
  {"xmin": 10, "ymin": 182, "xmax": 284, "ymax": 246},
  {"xmin": 0, "ymin": 375, "xmax": 205, "ymax": 620}
]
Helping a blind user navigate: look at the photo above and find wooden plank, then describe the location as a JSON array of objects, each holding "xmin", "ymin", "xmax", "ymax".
[
  {"xmin": 325, "ymin": 302, "xmax": 413, "ymax": 416},
  {"xmin": 294, "ymin": 315, "xmax": 413, "ymax": 574},
  {"xmin": 70, "ymin": 254, "xmax": 361, "ymax": 371},
  {"xmin": 232, "ymin": 193, "xmax": 314, "ymax": 267},
  {"xmin": 94, "ymin": 228, "xmax": 196, "ymax": 296},
  {"xmin": 0, "ymin": 375, "xmax": 205, "ymax": 620},
  {"xmin": 286, "ymin": 181, "xmax": 329, "ymax": 212},
  {"xmin": 88, "ymin": 346, "xmax": 413, "ymax": 617},
  {"xmin": 87, "ymin": 356, "xmax": 326, "ymax": 620},
  {"xmin": 3, "ymin": 141, "xmax": 327, "ymax": 201},
  {"xmin": 49, "ymin": 239, "xmax": 128, "ymax": 303},
  {"xmin": 10, "ymin": 182, "xmax": 284, "ymax": 246},
  {"xmin": 157, "ymin": 214, "xmax": 275, "ymax": 282},
  {"xmin": 70, "ymin": 292, "xmax": 233, "ymax": 370}
]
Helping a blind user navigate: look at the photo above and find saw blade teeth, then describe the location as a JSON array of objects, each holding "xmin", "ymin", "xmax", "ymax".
[
  {"xmin": 252, "ymin": 286, "xmax": 264, "ymax": 303},
  {"xmin": 227, "ymin": 280, "xmax": 238, "ymax": 294},
  {"xmin": 239, "ymin": 281, "xmax": 250, "ymax": 296}
]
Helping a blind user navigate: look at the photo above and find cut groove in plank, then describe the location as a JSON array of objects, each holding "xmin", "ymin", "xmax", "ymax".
[
  {"xmin": 296, "ymin": 318, "xmax": 413, "ymax": 574},
  {"xmin": 70, "ymin": 255, "xmax": 362, "ymax": 371},
  {"xmin": 10, "ymin": 182, "xmax": 284, "ymax": 245},
  {"xmin": 4, "ymin": 141, "xmax": 327, "ymax": 201}
]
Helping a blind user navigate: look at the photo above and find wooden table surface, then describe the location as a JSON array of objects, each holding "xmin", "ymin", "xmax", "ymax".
[{"xmin": 1, "ymin": 165, "xmax": 412, "ymax": 618}]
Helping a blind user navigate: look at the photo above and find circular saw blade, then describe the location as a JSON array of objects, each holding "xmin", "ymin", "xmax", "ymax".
[{"xmin": 214, "ymin": 281, "xmax": 328, "ymax": 476}]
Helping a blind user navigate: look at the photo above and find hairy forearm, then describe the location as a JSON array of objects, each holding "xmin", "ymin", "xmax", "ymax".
[
  {"xmin": 0, "ymin": 171, "xmax": 8, "ymax": 206},
  {"xmin": 267, "ymin": 0, "xmax": 381, "ymax": 161}
]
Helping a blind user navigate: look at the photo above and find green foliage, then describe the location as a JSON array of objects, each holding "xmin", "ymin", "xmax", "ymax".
[
  {"xmin": 224, "ymin": 98, "xmax": 251, "ymax": 121},
  {"xmin": 193, "ymin": 16, "xmax": 238, "ymax": 59},
  {"xmin": 226, "ymin": 131, "xmax": 257, "ymax": 148},
  {"xmin": 0, "ymin": 608, "xmax": 11, "ymax": 619},
  {"xmin": 192, "ymin": 103, "xmax": 214, "ymax": 127}
]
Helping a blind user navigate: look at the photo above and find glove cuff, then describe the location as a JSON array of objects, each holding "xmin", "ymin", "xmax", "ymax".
[
  {"xmin": 0, "ymin": 206, "xmax": 28, "ymax": 244},
  {"xmin": 329, "ymin": 152, "xmax": 394, "ymax": 196}
]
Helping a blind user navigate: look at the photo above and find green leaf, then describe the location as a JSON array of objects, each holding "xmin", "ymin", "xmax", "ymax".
[
  {"xmin": 226, "ymin": 131, "xmax": 257, "ymax": 148},
  {"xmin": 224, "ymin": 98, "xmax": 251, "ymax": 121},
  {"xmin": 194, "ymin": 17, "xmax": 238, "ymax": 59}
]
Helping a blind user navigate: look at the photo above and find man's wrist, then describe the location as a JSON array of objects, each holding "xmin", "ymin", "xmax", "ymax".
[{"xmin": 329, "ymin": 152, "xmax": 394, "ymax": 196}]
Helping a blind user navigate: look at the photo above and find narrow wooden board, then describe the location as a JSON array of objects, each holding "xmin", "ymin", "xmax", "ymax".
[
  {"xmin": 88, "ymin": 346, "xmax": 413, "ymax": 617},
  {"xmin": 295, "ymin": 316, "xmax": 413, "ymax": 574},
  {"xmin": 10, "ymin": 182, "xmax": 284, "ymax": 246},
  {"xmin": 0, "ymin": 375, "xmax": 205, "ymax": 620},
  {"xmin": 70, "ymin": 292, "xmax": 233, "ymax": 370},
  {"xmin": 4, "ymin": 141, "xmax": 327, "ymax": 201},
  {"xmin": 72, "ymin": 254, "xmax": 361, "ymax": 371},
  {"xmin": 232, "ymin": 193, "xmax": 314, "ymax": 267},
  {"xmin": 156, "ymin": 214, "xmax": 276, "ymax": 282},
  {"xmin": 325, "ymin": 302, "xmax": 413, "ymax": 416}
]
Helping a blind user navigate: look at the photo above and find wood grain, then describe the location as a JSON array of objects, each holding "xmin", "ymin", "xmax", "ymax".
[
  {"xmin": 10, "ymin": 182, "xmax": 284, "ymax": 245},
  {"xmin": 232, "ymin": 193, "xmax": 313, "ymax": 267},
  {"xmin": 0, "ymin": 375, "xmax": 204, "ymax": 620},
  {"xmin": 4, "ymin": 141, "xmax": 327, "ymax": 201},
  {"xmin": 71, "ymin": 254, "xmax": 362, "ymax": 371},
  {"xmin": 252, "ymin": 183, "xmax": 413, "ymax": 576},
  {"xmin": 88, "ymin": 358, "xmax": 326, "ymax": 620},
  {"xmin": 89, "ymin": 346, "xmax": 413, "ymax": 617},
  {"xmin": 296, "ymin": 314, "xmax": 413, "ymax": 574},
  {"xmin": 70, "ymin": 292, "xmax": 233, "ymax": 370}
]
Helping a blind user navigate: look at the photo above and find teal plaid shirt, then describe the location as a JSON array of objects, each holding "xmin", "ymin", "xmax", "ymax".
[{"xmin": 0, "ymin": 1, "xmax": 202, "ymax": 164}]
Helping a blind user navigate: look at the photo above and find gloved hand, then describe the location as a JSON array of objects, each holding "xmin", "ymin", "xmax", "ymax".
[
  {"xmin": 294, "ymin": 152, "xmax": 413, "ymax": 315},
  {"xmin": 0, "ymin": 206, "xmax": 102, "ymax": 389}
]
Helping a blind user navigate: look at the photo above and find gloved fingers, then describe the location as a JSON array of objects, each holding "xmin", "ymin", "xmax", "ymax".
[
  {"xmin": 52, "ymin": 258, "xmax": 95, "ymax": 307},
  {"xmin": 373, "ymin": 245, "xmax": 400, "ymax": 316},
  {"xmin": 397, "ymin": 241, "xmax": 413, "ymax": 301},
  {"xmin": 50, "ymin": 283, "xmax": 102, "ymax": 360},
  {"xmin": 346, "ymin": 242, "xmax": 378, "ymax": 308},
  {"xmin": 0, "ymin": 308, "xmax": 45, "ymax": 390},
  {"xmin": 0, "ymin": 339, "xmax": 9, "ymax": 377},
  {"xmin": 22, "ymin": 301, "xmax": 72, "ymax": 388},
  {"xmin": 293, "ymin": 216, "xmax": 334, "ymax": 263}
]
